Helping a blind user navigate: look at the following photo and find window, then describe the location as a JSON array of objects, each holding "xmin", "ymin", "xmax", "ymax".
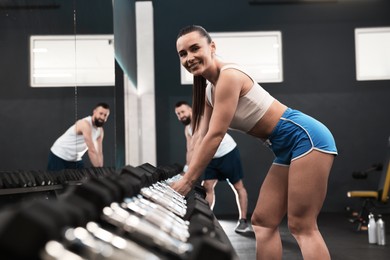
[
  {"xmin": 180, "ymin": 31, "xmax": 283, "ymax": 84},
  {"xmin": 355, "ymin": 27, "xmax": 390, "ymax": 81},
  {"xmin": 30, "ymin": 35, "xmax": 115, "ymax": 87}
]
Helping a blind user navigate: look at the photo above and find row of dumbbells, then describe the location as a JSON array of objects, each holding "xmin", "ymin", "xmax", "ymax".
[
  {"xmin": 0, "ymin": 163, "xmax": 182, "ymax": 258},
  {"xmin": 42, "ymin": 181, "xmax": 191, "ymax": 259},
  {"xmin": 40, "ymin": 176, "xmax": 233, "ymax": 260},
  {"xmin": 0, "ymin": 163, "xmax": 234, "ymax": 259},
  {"xmin": 0, "ymin": 167, "xmax": 115, "ymax": 189}
]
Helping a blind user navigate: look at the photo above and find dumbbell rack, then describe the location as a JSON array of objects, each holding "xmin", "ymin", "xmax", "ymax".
[
  {"xmin": 0, "ymin": 163, "xmax": 238, "ymax": 260},
  {"xmin": 0, "ymin": 167, "xmax": 116, "ymax": 210}
]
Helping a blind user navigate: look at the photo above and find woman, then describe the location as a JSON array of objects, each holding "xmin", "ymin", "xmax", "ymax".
[{"xmin": 171, "ymin": 25, "xmax": 337, "ymax": 259}]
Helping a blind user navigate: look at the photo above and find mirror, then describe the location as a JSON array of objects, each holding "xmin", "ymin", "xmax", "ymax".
[{"xmin": 0, "ymin": 0, "xmax": 116, "ymax": 171}]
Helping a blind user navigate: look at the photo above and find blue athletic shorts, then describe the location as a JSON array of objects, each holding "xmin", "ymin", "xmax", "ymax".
[
  {"xmin": 266, "ymin": 108, "xmax": 338, "ymax": 166},
  {"xmin": 203, "ymin": 147, "xmax": 244, "ymax": 184}
]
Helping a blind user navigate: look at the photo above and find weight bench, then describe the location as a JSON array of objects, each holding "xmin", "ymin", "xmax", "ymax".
[{"xmin": 347, "ymin": 144, "xmax": 390, "ymax": 231}]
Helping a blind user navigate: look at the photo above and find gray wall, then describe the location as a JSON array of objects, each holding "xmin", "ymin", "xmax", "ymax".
[{"xmin": 153, "ymin": 0, "xmax": 390, "ymax": 214}]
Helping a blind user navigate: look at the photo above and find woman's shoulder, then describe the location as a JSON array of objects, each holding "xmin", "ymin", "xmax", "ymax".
[
  {"xmin": 220, "ymin": 63, "xmax": 250, "ymax": 76},
  {"xmin": 220, "ymin": 63, "xmax": 241, "ymax": 71},
  {"xmin": 219, "ymin": 63, "xmax": 253, "ymax": 82}
]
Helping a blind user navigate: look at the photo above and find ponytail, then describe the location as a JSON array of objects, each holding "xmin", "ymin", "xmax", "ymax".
[{"xmin": 191, "ymin": 75, "xmax": 207, "ymax": 132}]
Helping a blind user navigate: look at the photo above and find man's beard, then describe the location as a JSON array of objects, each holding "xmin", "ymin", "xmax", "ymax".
[
  {"xmin": 94, "ymin": 118, "xmax": 105, "ymax": 127},
  {"xmin": 181, "ymin": 117, "xmax": 191, "ymax": 126}
]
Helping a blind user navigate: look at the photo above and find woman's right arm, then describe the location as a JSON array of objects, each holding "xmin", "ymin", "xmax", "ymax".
[{"xmin": 171, "ymin": 101, "xmax": 213, "ymax": 195}]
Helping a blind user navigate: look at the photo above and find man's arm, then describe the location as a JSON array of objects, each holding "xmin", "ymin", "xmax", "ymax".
[
  {"xmin": 76, "ymin": 120, "xmax": 104, "ymax": 167},
  {"xmin": 95, "ymin": 128, "xmax": 104, "ymax": 166}
]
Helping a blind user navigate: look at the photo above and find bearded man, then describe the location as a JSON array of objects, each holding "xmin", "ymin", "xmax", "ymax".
[{"xmin": 47, "ymin": 103, "xmax": 110, "ymax": 171}]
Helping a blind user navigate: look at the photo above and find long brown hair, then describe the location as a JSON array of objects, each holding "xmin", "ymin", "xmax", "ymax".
[{"xmin": 177, "ymin": 25, "xmax": 211, "ymax": 132}]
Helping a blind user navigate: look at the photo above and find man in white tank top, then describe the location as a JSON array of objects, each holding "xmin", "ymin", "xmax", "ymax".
[
  {"xmin": 47, "ymin": 103, "xmax": 110, "ymax": 171},
  {"xmin": 174, "ymin": 101, "xmax": 252, "ymax": 233}
]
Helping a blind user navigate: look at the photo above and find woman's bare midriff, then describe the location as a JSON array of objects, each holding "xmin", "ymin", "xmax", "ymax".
[{"xmin": 247, "ymin": 100, "xmax": 288, "ymax": 140}]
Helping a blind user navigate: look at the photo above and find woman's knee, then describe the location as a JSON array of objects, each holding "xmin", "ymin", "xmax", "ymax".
[
  {"xmin": 251, "ymin": 211, "xmax": 280, "ymax": 229},
  {"xmin": 287, "ymin": 214, "xmax": 317, "ymax": 237}
]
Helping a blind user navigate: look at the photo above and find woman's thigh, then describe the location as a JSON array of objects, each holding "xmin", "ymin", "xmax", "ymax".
[
  {"xmin": 252, "ymin": 164, "xmax": 289, "ymax": 227},
  {"xmin": 287, "ymin": 150, "xmax": 334, "ymax": 222}
]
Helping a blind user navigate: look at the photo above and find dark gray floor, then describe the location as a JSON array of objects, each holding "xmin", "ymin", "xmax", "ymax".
[{"xmin": 218, "ymin": 213, "xmax": 390, "ymax": 260}]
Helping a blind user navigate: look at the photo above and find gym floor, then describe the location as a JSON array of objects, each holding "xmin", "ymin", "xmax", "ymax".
[{"xmin": 218, "ymin": 212, "xmax": 390, "ymax": 260}]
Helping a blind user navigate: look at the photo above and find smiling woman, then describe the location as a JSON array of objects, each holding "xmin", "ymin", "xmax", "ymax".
[
  {"xmin": 177, "ymin": 27, "xmax": 214, "ymax": 78},
  {"xmin": 171, "ymin": 24, "xmax": 338, "ymax": 260}
]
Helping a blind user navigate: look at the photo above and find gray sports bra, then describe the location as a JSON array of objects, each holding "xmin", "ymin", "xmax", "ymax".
[{"xmin": 206, "ymin": 64, "xmax": 275, "ymax": 133}]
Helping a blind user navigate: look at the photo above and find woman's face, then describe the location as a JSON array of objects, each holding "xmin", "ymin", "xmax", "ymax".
[{"xmin": 176, "ymin": 31, "xmax": 215, "ymax": 76}]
